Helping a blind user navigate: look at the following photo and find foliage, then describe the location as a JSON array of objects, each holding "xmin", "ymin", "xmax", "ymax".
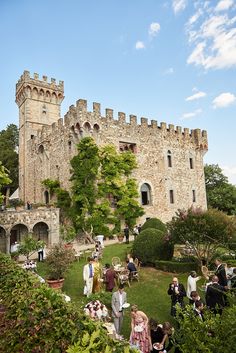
[
  {"xmin": 168, "ymin": 207, "xmax": 236, "ymax": 266},
  {"xmin": 141, "ymin": 217, "xmax": 167, "ymax": 234},
  {"xmin": 60, "ymin": 225, "xmax": 77, "ymax": 244},
  {"xmin": 155, "ymin": 260, "xmax": 198, "ymax": 273},
  {"xmin": 174, "ymin": 303, "xmax": 236, "ymax": 353},
  {"xmin": 205, "ymin": 164, "xmax": 236, "ymax": 215},
  {"xmin": 132, "ymin": 228, "xmax": 170, "ymax": 264},
  {"xmin": 0, "ymin": 124, "xmax": 18, "ymax": 193},
  {"xmin": 17, "ymin": 234, "xmax": 45, "ymax": 260},
  {"xmin": 70, "ymin": 137, "xmax": 144, "ymax": 236},
  {"xmin": 8, "ymin": 198, "xmax": 24, "ymax": 208},
  {"xmin": 0, "ymin": 161, "xmax": 12, "ymax": 203},
  {"xmin": 42, "ymin": 178, "xmax": 60, "ymax": 195},
  {"xmin": 45, "ymin": 243, "xmax": 76, "ymax": 280},
  {"xmin": 0, "ymin": 253, "xmax": 135, "ymax": 353}
]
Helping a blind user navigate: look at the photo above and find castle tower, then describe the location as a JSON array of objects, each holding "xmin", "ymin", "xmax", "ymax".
[{"xmin": 15, "ymin": 71, "xmax": 64, "ymax": 202}]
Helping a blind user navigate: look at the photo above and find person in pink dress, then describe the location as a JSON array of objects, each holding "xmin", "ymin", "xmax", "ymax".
[{"xmin": 130, "ymin": 304, "xmax": 151, "ymax": 353}]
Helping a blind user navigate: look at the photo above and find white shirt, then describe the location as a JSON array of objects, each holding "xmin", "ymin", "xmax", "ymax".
[
  {"xmin": 187, "ymin": 275, "xmax": 200, "ymax": 299},
  {"xmin": 118, "ymin": 292, "xmax": 123, "ymax": 311}
]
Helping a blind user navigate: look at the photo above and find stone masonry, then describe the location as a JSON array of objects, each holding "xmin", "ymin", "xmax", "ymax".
[{"xmin": 15, "ymin": 70, "xmax": 208, "ymax": 224}]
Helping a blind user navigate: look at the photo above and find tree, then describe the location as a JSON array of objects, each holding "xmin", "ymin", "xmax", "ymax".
[
  {"xmin": 205, "ymin": 164, "xmax": 236, "ymax": 215},
  {"xmin": 17, "ymin": 234, "xmax": 45, "ymax": 260},
  {"xmin": 0, "ymin": 162, "xmax": 11, "ymax": 203},
  {"xmin": 168, "ymin": 207, "xmax": 236, "ymax": 266},
  {"xmin": 0, "ymin": 124, "xmax": 19, "ymax": 194},
  {"xmin": 70, "ymin": 137, "xmax": 144, "ymax": 237}
]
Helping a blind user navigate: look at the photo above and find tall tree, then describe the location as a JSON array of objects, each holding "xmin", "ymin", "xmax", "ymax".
[
  {"xmin": 0, "ymin": 124, "xmax": 19, "ymax": 194},
  {"xmin": 0, "ymin": 162, "xmax": 12, "ymax": 203},
  {"xmin": 70, "ymin": 137, "xmax": 144, "ymax": 237},
  {"xmin": 204, "ymin": 164, "xmax": 236, "ymax": 215}
]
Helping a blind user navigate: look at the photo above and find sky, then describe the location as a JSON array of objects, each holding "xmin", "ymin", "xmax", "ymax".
[{"xmin": 0, "ymin": 0, "xmax": 235, "ymax": 184}]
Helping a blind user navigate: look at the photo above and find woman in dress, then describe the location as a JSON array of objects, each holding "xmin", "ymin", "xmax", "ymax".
[
  {"xmin": 92, "ymin": 256, "xmax": 102, "ymax": 293},
  {"xmin": 130, "ymin": 304, "xmax": 150, "ymax": 353}
]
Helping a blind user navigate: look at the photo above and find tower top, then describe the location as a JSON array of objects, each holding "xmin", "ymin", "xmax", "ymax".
[{"xmin": 16, "ymin": 70, "xmax": 64, "ymax": 107}]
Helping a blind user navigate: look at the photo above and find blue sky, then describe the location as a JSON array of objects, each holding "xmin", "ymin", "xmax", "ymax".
[{"xmin": 0, "ymin": 0, "xmax": 235, "ymax": 183}]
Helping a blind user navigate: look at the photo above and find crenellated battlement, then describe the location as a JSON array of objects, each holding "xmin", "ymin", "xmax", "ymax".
[
  {"xmin": 16, "ymin": 70, "xmax": 64, "ymax": 108},
  {"xmin": 16, "ymin": 70, "xmax": 64, "ymax": 91},
  {"xmin": 32, "ymin": 97, "xmax": 208, "ymax": 152}
]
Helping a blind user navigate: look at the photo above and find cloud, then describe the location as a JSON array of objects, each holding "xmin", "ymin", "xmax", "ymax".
[
  {"xmin": 186, "ymin": 91, "xmax": 206, "ymax": 101},
  {"xmin": 163, "ymin": 67, "xmax": 174, "ymax": 75},
  {"xmin": 181, "ymin": 108, "xmax": 202, "ymax": 119},
  {"xmin": 149, "ymin": 22, "xmax": 161, "ymax": 37},
  {"xmin": 186, "ymin": 2, "xmax": 236, "ymax": 70},
  {"xmin": 222, "ymin": 165, "xmax": 236, "ymax": 185},
  {"xmin": 215, "ymin": 0, "xmax": 234, "ymax": 12},
  {"xmin": 135, "ymin": 41, "xmax": 145, "ymax": 50},
  {"xmin": 172, "ymin": 0, "xmax": 187, "ymax": 14},
  {"xmin": 212, "ymin": 92, "xmax": 236, "ymax": 108}
]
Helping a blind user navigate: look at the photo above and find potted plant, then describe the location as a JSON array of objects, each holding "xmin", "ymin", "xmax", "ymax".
[{"xmin": 45, "ymin": 243, "xmax": 75, "ymax": 289}]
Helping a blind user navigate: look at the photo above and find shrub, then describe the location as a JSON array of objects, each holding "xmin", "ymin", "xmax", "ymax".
[
  {"xmin": 155, "ymin": 260, "xmax": 198, "ymax": 273},
  {"xmin": 141, "ymin": 217, "xmax": 167, "ymax": 234},
  {"xmin": 45, "ymin": 244, "xmax": 76, "ymax": 280},
  {"xmin": 132, "ymin": 228, "xmax": 167, "ymax": 264},
  {"xmin": 0, "ymin": 253, "xmax": 135, "ymax": 353}
]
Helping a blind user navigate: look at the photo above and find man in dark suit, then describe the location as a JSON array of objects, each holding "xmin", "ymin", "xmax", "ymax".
[
  {"xmin": 215, "ymin": 258, "xmax": 227, "ymax": 286},
  {"xmin": 168, "ymin": 277, "xmax": 186, "ymax": 317},
  {"xmin": 194, "ymin": 300, "xmax": 205, "ymax": 321},
  {"xmin": 206, "ymin": 275, "xmax": 227, "ymax": 315}
]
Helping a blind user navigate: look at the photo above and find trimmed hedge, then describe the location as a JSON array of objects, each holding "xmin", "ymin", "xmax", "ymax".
[
  {"xmin": 0, "ymin": 252, "xmax": 135, "ymax": 353},
  {"xmin": 132, "ymin": 228, "xmax": 173, "ymax": 264},
  {"xmin": 155, "ymin": 260, "xmax": 198, "ymax": 273},
  {"xmin": 141, "ymin": 217, "xmax": 167, "ymax": 234}
]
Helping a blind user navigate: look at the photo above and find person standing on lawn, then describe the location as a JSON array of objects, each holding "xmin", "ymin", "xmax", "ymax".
[
  {"xmin": 124, "ymin": 224, "xmax": 130, "ymax": 244},
  {"xmin": 168, "ymin": 277, "xmax": 186, "ymax": 317},
  {"xmin": 83, "ymin": 257, "xmax": 94, "ymax": 297},
  {"xmin": 111, "ymin": 284, "xmax": 127, "ymax": 335},
  {"xmin": 186, "ymin": 271, "xmax": 201, "ymax": 304},
  {"xmin": 215, "ymin": 258, "xmax": 227, "ymax": 287}
]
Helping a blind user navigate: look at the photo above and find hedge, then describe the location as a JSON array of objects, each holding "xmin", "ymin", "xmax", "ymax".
[
  {"xmin": 155, "ymin": 260, "xmax": 199, "ymax": 273},
  {"xmin": 0, "ymin": 252, "xmax": 135, "ymax": 353},
  {"xmin": 141, "ymin": 217, "xmax": 167, "ymax": 234}
]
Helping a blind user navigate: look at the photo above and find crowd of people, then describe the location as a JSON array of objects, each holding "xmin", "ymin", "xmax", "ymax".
[{"xmin": 83, "ymin": 250, "xmax": 236, "ymax": 353}]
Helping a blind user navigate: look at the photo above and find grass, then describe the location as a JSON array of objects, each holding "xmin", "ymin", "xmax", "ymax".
[{"xmin": 37, "ymin": 242, "xmax": 204, "ymax": 341}]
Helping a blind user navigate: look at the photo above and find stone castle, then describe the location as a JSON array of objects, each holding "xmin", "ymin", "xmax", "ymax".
[{"xmin": 16, "ymin": 70, "xmax": 208, "ymax": 223}]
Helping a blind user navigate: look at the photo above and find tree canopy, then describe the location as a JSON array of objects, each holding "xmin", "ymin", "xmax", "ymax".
[
  {"xmin": 70, "ymin": 137, "xmax": 144, "ymax": 236},
  {"xmin": 0, "ymin": 124, "xmax": 19, "ymax": 194},
  {"xmin": 205, "ymin": 164, "xmax": 236, "ymax": 215},
  {"xmin": 168, "ymin": 207, "xmax": 236, "ymax": 266},
  {"xmin": 0, "ymin": 161, "xmax": 12, "ymax": 203}
]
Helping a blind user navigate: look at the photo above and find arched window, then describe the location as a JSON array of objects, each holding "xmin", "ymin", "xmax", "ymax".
[
  {"xmin": 167, "ymin": 150, "xmax": 172, "ymax": 168},
  {"xmin": 38, "ymin": 145, "xmax": 44, "ymax": 154},
  {"xmin": 94, "ymin": 123, "xmax": 100, "ymax": 132},
  {"xmin": 141, "ymin": 183, "xmax": 152, "ymax": 205},
  {"xmin": 44, "ymin": 190, "xmax": 49, "ymax": 204},
  {"xmin": 33, "ymin": 222, "xmax": 49, "ymax": 245}
]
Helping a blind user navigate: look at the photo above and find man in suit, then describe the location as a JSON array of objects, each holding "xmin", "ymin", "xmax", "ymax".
[
  {"xmin": 111, "ymin": 283, "xmax": 127, "ymax": 335},
  {"xmin": 205, "ymin": 275, "xmax": 227, "ymax": 315},
  {"xmin": 215, "ymin": 258, "xmax": 227, "ymax": 286},
  {"xmin": 168, "ymin": 277, "xmax": 186, "ymax": 317},
  {"xmin": 104, "ymin": 263, "xmax": 116, "ymax": 292},
  {"xmin": 194, "ymin": 300, "xmax": 205, "ymax": 321},
  {"xmin": 83, "ymin": 257, "xmax": 94, "ymax": 297}
]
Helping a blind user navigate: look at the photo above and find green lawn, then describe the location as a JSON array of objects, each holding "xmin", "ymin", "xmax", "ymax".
[{"xmin": 38, "ymin": 242, "xmax": 204, "ymax": 341}]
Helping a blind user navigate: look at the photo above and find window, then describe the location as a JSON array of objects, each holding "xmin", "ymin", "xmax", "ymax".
[
  {"xmin": 190, "ymin": 157, "xmax": 194, "ymax": 169},
  {"xmin": 192, "ymin": 190, "xmax": 196, "ymax": 203},
  {"xmin": 119, "ymin": 141, "xmax": 137, "ymax": 153},
  {"xmin": 167, "ymin": 150, "xmax": 172, "ymax": 167},
  {"xmin": 141, "ymin": 183, "xmax": 152, "ymax": 205},
  {"xmin": 68, "ymin": 140, "xmax": 72, "ymax": 150},
  {"xmin": 44, "ymin": 191, "xmax": 49, "ymax": 204},
  {"xmin": 169, "ymin": 190, "xmax": 174, "ymax": 204}
]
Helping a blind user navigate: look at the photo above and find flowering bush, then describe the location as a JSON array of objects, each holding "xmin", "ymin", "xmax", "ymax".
[
  {"xmin": 84, "ymin": 300, "xmax": 108, "ymax": 320},
  {"xmin": 22, "ymin": 260, "xmax": 37, "ymax": 270}
]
